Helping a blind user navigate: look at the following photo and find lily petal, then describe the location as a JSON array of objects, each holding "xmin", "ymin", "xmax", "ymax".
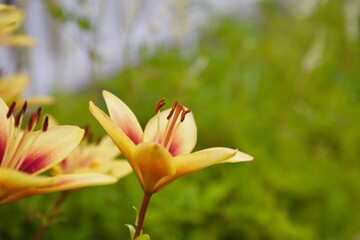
[
  {"xmin": 89, "ymin": 101, "xmax": 142, "ymax": 180},
  {"xmin": 19, "ymin": 126, "xmax": 84, "ymax": 175},
  {"xmin": 103, "ymin": 90, "xmax": 143, "ymax": 145},
  {"xmin": 133, "ymin": 142, "xmax": 175, "ymax": 193},
  {"xmin": 0, "ymin": 34, "xmax": 35, "ymax": 47},
  {"xmin": 88, "ymin": 160, "xmax": 133, "ymax": 179},
  {"xmin": 153, "ymin": 148, "xmax": 247, "ymax": 192},
  {"xmin": 0, "ymin": 168, "xmax": 55, "ymax": 201},
  {"xmin": 219, "ymin": 150, "xmax": 253, "ymax": 163},
  {"xmin": 89, "ymin": 100, "xmax": 138, "ymax": 160},
  {"xmin": 0, "ymin": 7, "xmax": 23, "ymax": 34},
  {"xmin": 0, "ymin": 173, "xmax": 117, "ymax": 205},
  {"xmin": 0, "ymin": 74, "xmax": 28, "ymax": 104},
  {"xmin": 173, "ymin": 148, "xmax": 251, "ymax": 176},
  {"xmin": 0, "ymin": 98, "xmax": 10, "ymax": 164},
  {"xmin": 143, "ymin": 108, "xmax": 197, "ymax": 156}
]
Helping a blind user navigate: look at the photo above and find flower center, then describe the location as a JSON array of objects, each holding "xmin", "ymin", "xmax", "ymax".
[
  {"xmin": 1, "ymin": 101, "xmax": 49, "ymax": 171},
  {"xmin": 155, "ymin": 99, "xmax": 191, "ymax": 151}
]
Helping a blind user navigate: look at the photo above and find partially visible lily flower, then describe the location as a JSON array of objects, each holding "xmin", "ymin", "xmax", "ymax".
[
  {"xmin": 89, "ymin": 90, "xmax": 253, "ymax": 194},
  {"xmin": 0, "ymin": 4, "xmax": 35, "ymax": 47},
  {"xmin": 0, "ymin": 97, "xmax": 115, "ymax": 205},
  {"xmin": 52, "ymin": 127, "xmax": 133, "ymax": 179},
  {"xmin": 0, "ymin": 74, "xmax": 54, "ymax": 107}
]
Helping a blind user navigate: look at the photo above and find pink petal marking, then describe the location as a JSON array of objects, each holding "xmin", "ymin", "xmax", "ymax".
[
  {"xmin": 121, "ymin": 121, "xmax": 142, "ymax": 145},
  {"xmin": 0, "ymin": 133, "xmax": 6, "ymax": 165},
  {"xmin": 18, "ymin": 154, "xmax": 47, "ymax": 174}
]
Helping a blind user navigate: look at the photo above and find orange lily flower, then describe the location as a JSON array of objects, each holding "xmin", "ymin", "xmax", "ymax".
[
  {"xmin": 0, "ymin": 4, "xmax": 35, "ymax": 47},
  {"xmin": 89, "ymin": 90, "xmax": 253, "ymax": 194},
  {"xmin": 0, "ymin": 98, "xmax": 115, "ymax": 205}
]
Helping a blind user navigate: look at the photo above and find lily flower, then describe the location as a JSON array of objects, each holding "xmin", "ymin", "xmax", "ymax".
[
  {"xmin": 51, "ymin": 127, "xmax": 133, "ymax": 179},
  {"xmin": 0, "ymin": 98, "xmax": 115, "ymax": 205},
  {"xmin": 0, "ymin": 4, "xmax": 35, "ymax": 47},
  {"xmin": 0, "ymin": 74, "xmax": 54, "ymax": 107},
  {"xmin": 89, "ymin": 90, "xmax": 253, "ymax": 194}
]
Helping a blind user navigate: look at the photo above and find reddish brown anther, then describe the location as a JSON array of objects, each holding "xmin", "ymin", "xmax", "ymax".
[
  {"xmin": 83, "ymin": 125, "xmax": 93, "ymax": 143},
  {"xmin": 167, "ymin": 100, "xmax": 179, "ymax": 120},
  {"xmin": 20, "ymin": 101, "xmax": 27, "ymax": 115},
  {"xmin": 180, "ymin": 109, "xmax": 191, "ymax": 122},
  {"xmin": 155, "ymin": 98, "xmax": 166, "ymax": 113},
  {"xmin": 6, "ymin": 102, "xmax": 16, "ymax": 118},
  {"xmin": 14, "ymin": 111, "xmax": 23, "ymax": 127},
  {"xmin": 36, "ymin": 107, "xmax": 42, "ymax": 124},
  {"xmin": 42, "ymin": 116, "xmax": 49, "ymax": 132},
  {"xmin": 27, "ymin": 112, "xmax": 40, "ymax": 131}
]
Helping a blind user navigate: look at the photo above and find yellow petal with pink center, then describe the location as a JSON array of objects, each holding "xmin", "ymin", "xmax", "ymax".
[
  {"xmin": 89, "ymin": 101, "xmax": 140, "ymax": 176},
  {"xmin": 103, "ymin": 90, "xmax": 143, "ymax": 145},
  {"xmin": 19, "ymin": 126, "xmax": 84, "ymax": 175}
]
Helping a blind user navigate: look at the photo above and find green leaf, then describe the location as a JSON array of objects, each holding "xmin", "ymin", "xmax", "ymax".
[
  {"xmin": 124, "ymin": 224, "xmax": 135, "ymax": 240},
  {"xmin": 135, "ymin": 234, "xmax": 150, "ymax": 240}
]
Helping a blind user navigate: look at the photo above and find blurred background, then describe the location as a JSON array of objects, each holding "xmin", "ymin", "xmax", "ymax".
[{"xmin": 1, "ymin": 0, "xmax": 360, "ymax": 239}]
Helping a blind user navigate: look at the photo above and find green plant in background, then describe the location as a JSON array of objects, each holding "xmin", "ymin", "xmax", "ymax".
[{"xmin": 1, "ymin": 0, "xmax": 360, "ymax": 239}]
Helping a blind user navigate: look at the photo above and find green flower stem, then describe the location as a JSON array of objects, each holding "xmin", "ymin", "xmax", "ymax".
[
  {"xmin": 134, "ymin": 193, "xmax": 153, "ymax": 239},
  {"xmin": 33, "ymin": 191, "xmax": 69, "ymax": 240}
]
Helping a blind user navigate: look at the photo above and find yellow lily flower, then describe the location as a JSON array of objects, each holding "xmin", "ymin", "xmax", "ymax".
[
  {"xmin": 0, "ymin": 97, "xmax": 115, "ymax": 205},
  {"xmin": 0, "ymin": 4, "xmax": 35, "ymax": 47},
  {"xmin": 0, "ymin": 74, "xmax": 54, "ymax": 107},
  {"xmin": 52, "ymin": 129, "xmax": 133, "ymax": 179},
  {"xmin": 89, "ymin": 90, "xmax": 253, "ymax": 194}
]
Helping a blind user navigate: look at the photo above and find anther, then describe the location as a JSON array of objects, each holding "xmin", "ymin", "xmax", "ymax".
[
  {"xmin": 36, "ymin": 107, "xmax": 42, "ymax": 124},
  {"xmin": 27, "ymin": 112, "xmax": 39, "ymax": 131},
  {"xmin": 180, "ymin": 109, "xmax": 191, "ymax": 122},
  {"xmin": 20, "ymin": 101, "xmax": 28, "ymax": 115},
  {"xmin": 42, "ymin": 116, "xmax": 49, "ymax": 131},
  {"xmin": 6, "ymin": 102, "xmax": 16, "ymax": 118},
  {"xmin": 96, "ymin": 136, "xmax": 103, "ymax": 145},
  {"xmin": 83, "ymin": 125, "xmax": 93, "ymax": 143},
  {"xmin": 167, "ymin": 100, "xmax": 179, "ymax": 120},
  {"xmin": 155, "ymin": 98, "xmax": 166, "ymax": 112},
  {"xmin": 14, "ymin": 111, "xmax": 22, "ymax": 127}
]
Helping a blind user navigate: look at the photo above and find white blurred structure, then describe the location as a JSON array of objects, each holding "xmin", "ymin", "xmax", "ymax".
[{"xmin": 0, "ymin": 0, "xmax": 258, "ymax": 95}]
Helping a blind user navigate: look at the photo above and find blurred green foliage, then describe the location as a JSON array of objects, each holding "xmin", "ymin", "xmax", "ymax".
[{"xmin": 1, "ymin": 0, "xmax": 360, "ymax": 239}]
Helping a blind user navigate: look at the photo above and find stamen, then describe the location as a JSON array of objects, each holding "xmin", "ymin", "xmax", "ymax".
[
  {"xmin": 27, "ymin": 112, "xmax": 39, "ymax": 131},
  {"xmin": 36, "ymin": 107, "xmax": 42, "ymax": 124},
  {"xmin": 181, "ymin": 109, "xmax": 191, "ymax": 122},
  {"xmin": 42, "ymin": 116, "xmax": 49, "ymax": 132},
  {"xmin": 14, "ymin": 101, "xmax": 27, "ymax": 127},
  {"xmin": 162, "ymin": 104, "xmax": 183, "ymax": 148},
  {"xmin": 6, "ymin": 102, "xmax": 16, "ymax": 118},
  {"xmin": 83, "ymin": 125, "xmax": 93, "ymax": 143},
  {"xmin": 167, "ymin": 101, "xmax": 178, "ymax": 120},
  {"xmin": 14, "ymin": 110, "xmax": 23, "ymax": 127},
  {"xmin": 20, "ymin": 101, "xmax": 27, "ymax": 115},
  {"xmin": 96, "ymin": 136, "xmax": 103, "ymax": 145},
  {"xmin": 155, "ymin": 98, "xmax": 165, "ymax": 112}
]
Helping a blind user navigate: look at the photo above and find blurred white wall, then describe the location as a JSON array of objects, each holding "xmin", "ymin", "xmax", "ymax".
[{"xmin": 0, "ymin": 0, "xmax": 258, "ymax": 95}]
